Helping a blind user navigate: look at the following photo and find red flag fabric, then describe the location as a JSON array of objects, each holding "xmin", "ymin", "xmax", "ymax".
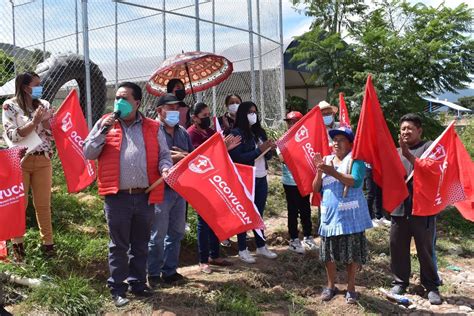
[
  {"xmin": 0, "ymin": 147, "xmax": 26, "ymax": 240},
  {"xmin": 338, "ymin": 92, "xmax": 351, "ymax": 128},
  {"xmin": 235, "ymin": 163, "xmax": 255, "ymax": 200},
  {"xmin": 412, "ymin": 122, "xmax": 474, "ymax": 221},
  {"xmin": 165, "ymin": 133, "xmax": 265, "ymax": 241},
  {"xmin": 51, "ymin": 90, "xmax": 96, "ymax": 193},
  {"xmin": 352, "ymin": 75, "xmax": 408, "ymax": 212},
  {"xmin": 276, "ymin": 106, "xmax": 331, "ymax": 196},
  {"xmin": 213, "ymin": 116, "xmax": 223, "ymax": 133}
]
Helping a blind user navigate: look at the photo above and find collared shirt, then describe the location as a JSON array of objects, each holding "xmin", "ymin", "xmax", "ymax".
[
  {"xmin": 83, "ymin": 112, "xmax": 172, "ymax": 190},
  {"xmin": 160, "ymin": 123, "xmax": 194, "ymax": 154},
  {"xmin": 2, "ymin": 98, "xmax": 54, "ymax": 156}
]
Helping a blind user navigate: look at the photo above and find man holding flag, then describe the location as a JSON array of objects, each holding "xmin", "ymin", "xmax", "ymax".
[
  {"xmin": 390, "ymin": 113, "xmax": 441, "ymax": 305},
  {"xmin": 83, "ymin": 82, "xmax": 172, "ymax": 307}
]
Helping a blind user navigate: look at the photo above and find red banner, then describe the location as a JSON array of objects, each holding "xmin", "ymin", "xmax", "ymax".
[
  {"xmin": 235, "ymin": 163, "xmax": 255, "ymax": 200},
  {"xmin": 413, "ymin": 122, "xmax": 474, "ymax": 221},
  {"xmin": 0, "ymin": 147, "xmax": 26, "ymax": 240},
  {"xmin": 339, "ymin": 92, "xmax": 351, "ymax": 128},
  {"xmin": 164, "ymin": 133, "xmax": 265, "ymax": 241},
  {"xmin": 276, "ymin": 106, "xmax": 331, "ymax": 196},
  {"xmin": 352, "ymin": 75, "xmax": 408, "ymax": 212},
  {"xmin": 51, "ymin": 90, "xmax": 96, "ymax": 193}
]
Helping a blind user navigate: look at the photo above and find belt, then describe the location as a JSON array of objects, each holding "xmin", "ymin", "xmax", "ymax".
[
  {"xmin": 30, "ymin": 151, "xmax": 46, "ymax": 156},
  {"xmin": 118, "ymin": 188, "xmax": 147, "ymax": 194}
]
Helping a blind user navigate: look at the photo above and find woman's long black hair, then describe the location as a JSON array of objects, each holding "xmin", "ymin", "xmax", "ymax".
[{"xmin": 234, "ymin": 101, "xmax": 266, "ymax": 141}]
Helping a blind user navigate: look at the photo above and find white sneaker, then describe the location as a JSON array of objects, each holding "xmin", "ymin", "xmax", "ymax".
[
  {"xmin": 303, "ymin": 236, "xmax": 318, "ymax": 251},
  {"xmin": 288, "ymin": 239, "xmax": 305, "ymax": 254},
  {"xmin": 239, "ymin": 249, "xmax": 256, "ymax": 264},
  {"xmin": 371, "ymin": 219, "xmax": 380, "ymax": 228},
  {"xmin": 380, "ymin": 218, "xmax": 391, "ymax": 226},
  {"xmin": 256, "ymin": 246, "xmax": 278, "ymax": 259}
]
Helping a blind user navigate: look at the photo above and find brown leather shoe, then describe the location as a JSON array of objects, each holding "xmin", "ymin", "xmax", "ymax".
[{"xmin": 12, "ymin": 243, "xmax": 25, "ymax": 263}]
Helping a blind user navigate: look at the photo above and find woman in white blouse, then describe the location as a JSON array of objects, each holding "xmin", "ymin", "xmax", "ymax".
[{"xmin": 2, "ymin": 72, "xmax": 55, "ymax": 262}]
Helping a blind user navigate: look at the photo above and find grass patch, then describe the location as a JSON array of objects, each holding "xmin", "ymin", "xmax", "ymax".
[
  {"xmin": 26, "ymin": 276, "xmax": 103, "ymax": 316},
  {"xmin": 214, "ymin": 284, "xmax": 260, "ymax": 315},
  {"xmin": 266, "ymin": 177, "xmax": 286, "ymax": 217}
]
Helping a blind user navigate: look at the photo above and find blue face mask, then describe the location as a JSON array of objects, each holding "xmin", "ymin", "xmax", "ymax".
[
  {"xmin": 323, "ymin": 115, "xmax": 334, "ymax": 126},
  {"xmin": 31, "ymin": 86, "xmax": 43, "ymax": 99},
  {"xmin": 114, "ymin": 98, "xmax": 133, "ymax": 118},
  {"xmin": 164, "ymin": 110, "xmax": 180, "ymax": 127}
]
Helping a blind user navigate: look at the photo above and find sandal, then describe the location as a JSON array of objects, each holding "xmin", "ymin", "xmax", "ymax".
[
  {"xmin": 321, "ymin": 287, "xmax": 338, "ymax": 301},
  {"xmin": 345, "ymin": 291, "xmax": 358, "ymax": 304}
]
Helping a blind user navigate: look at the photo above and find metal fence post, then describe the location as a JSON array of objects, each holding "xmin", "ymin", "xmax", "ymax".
[
  {"xmin": 195, "ymin": 0, "xmax": 202, "ymax": 103},
  {"xmin": 10, "ymin": 1, "xmax": 16, "ymax": 76},
  {"xmin": 211, "ymin": 0, "xmax": 217, "ymax": 116},
  {"xmin": 247, "ymin": 0, "xmax": 256, "ymax": 102},
  {"xmin": 81, "ymin": 0, "xmax": 93, "ymax": 128},
  {"xmin": 279, "ymin": 0, "xmax": 286, "ymax": 121},
  {"xmin": 115, "ymin": 1, "xmax": 118, "ymax": 89},
  {"xmin": 256, "ymin": 0, "xmax": 264, "ymax": 121},
  {"xmin": 163, "ymin": 0, "xmax": 166, "ymax": 59}
]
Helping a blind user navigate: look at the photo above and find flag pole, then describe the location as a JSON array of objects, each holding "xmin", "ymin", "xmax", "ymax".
[{"xmin": 145, "ymin": 177, "xmax": 164, "ymax": 194}]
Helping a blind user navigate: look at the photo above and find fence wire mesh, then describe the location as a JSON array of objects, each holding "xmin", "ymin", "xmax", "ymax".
[{"xmin": 0, "ymin": 0, "xmax": 285, "ymax": 128}]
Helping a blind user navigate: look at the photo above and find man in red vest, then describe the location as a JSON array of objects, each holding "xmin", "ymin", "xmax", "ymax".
[{"xmin": 83, "ymin": 82, "xmax": 172, "ymax": 307}]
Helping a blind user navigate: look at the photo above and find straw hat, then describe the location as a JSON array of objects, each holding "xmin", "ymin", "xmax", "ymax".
[{"xmin": 317, "ymin": 100, "xmax": 338, "ymax": 114}]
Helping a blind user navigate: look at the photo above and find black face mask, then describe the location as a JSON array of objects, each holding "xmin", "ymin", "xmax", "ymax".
[
  {"xmin": 198, "ymin": 117, "xmax": 211, "ymax": 129},
  {"xmin": 174, "ymin": 89, "xmax": 186, "ymax": 101}
]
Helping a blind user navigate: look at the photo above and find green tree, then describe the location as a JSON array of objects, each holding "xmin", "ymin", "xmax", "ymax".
[
  {"xmin": 290, "ymin": 0, "xmax": 474, "ymax": 139},
  {"xmin": 458, "ymin": 96, "xmax": 474, "ymax": 110},
  {"xmin": 0, "ymin": 50, "xmax": 15, "ymax": 86}
]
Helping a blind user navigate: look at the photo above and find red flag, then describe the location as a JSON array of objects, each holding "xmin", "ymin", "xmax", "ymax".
[
  {"xmin": 339, "ymin": 92, "xmax": 351, "ymax": 128},
  {"xmin": 276, "ymin": 106, "xmax": 331, "ymax": 196},
  {"xmin": 412, "ymin": 122, "xmax": 474, "ymax": 221},
  {"xmin": 352, "ymin": 75, "xmax": 408, "ymax": 212},
  {"xmin": 213, "ymin": 116, "xmax": 223, "ymax": 133},
  {"xmin": 51, "ymin": 90, "xmax": 96, "ymax": 193},
  {"xmin": 0, "ymin": 147, "xmax": 26, "ymax": 240},
  {"xmin": 165, "ymin": 133, "xmax": 265, "ymax": 241},
  {"xmin": 235, "ymin": 163, "xmax": 255, "ymax": 200}
]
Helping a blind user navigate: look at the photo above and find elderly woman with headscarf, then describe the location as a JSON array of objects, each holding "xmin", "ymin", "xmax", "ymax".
[{"xmin": 312, "ymin": 126, "xmax": 372, "ymax": 304}]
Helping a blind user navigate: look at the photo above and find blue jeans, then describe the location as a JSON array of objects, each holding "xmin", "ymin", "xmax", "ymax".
[
  {"xmin": 197, "ymin": 215, "xmax": 220, "ymax": 263},
  {"xmin": 104, "ymin": 192, "xmax": 154, "ymax": 296},
  {"xmin": 238, "ymin": 176, "xmax": 267, "ymax": 251},
  {"xmin": 148, "ymin": 188, "xmax": 186, "ymax": 277}
]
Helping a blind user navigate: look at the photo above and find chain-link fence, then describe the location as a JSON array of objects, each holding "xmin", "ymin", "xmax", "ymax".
[{"xmin": 0, "ymin": 0, "xmax": 285, "ymax": 128}]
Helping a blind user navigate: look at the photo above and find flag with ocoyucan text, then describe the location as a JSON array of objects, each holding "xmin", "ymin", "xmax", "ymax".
[
  {"xmin": 352, "ymin": 75, "xmax": 408, "ymax": 212},
  {"xmin": 0, "ymin": 147, "xmax": 26, "ymax": 241},
  {"xmin": 164, "ymin": 132, "xmax": 264, "ymax": 241},
  {"xmin": 235, "ymin": 163, "xmax": 256, "ymax": 200},
  {"xmin": 413, "ymin": 121, "xmax": 474, "ymax": 221},
  {"xmin": 276, "ymin": 106, "xmax": 331, "ymax": 197},
  {"xmin": 51, "ymin": 89, "xmax": 96, "ymax": 193},
  {"xmin": 339, "ymin": 92, "xmax": 351, "ymax": 128}
]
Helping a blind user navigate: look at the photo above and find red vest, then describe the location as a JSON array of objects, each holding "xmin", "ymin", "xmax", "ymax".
[{"xmin": 97, "ymin": 115, "xmax": 164, "ymax": 204}]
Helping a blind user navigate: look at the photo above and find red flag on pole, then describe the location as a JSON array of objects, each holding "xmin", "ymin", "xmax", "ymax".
[
  {"xmin": 339, "ymin": 92, "xmax": 351, "ymax": 128},
  {"xmin": 213, "ymin": 116, "xmax": 223, "ymax": 133},
  {"xmin": 164, "ymin": 133, "xmax": 265, "ymax": 241},
  {"xmin": 276, "ymin": 106, "xmax": 331, "ymax": 196},
  {"xmin": 0, "ymin": 147, "xmax": 26, "ymax": 241},
  {"xmin": 51, "ymin": 90, "xmax": 96, "ymax": 193},
  {"xmin": 412, "ymin": 122, "xmax": 474, "ymax": 221},
  {"xmin": 352, "ymin": 75, "xmax": 408, "ymax": 212},
  {"xmin": 235, "ymin": 163, "xmax": 256, "ymax": 200}
]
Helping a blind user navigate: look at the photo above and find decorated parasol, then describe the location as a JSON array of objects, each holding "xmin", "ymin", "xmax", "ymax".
[{"xmin": 146, "ymin": 51, "xmax": 233, "ymax": 98}]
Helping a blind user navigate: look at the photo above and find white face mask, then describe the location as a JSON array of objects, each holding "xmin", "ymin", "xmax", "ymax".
[
  {"xmin": 228, "ymin": 103, "xmax": 239, "ymax": 114},
  {"xmin": 247, "ymin": 113, "xmax": 257, "ymax": 126}
]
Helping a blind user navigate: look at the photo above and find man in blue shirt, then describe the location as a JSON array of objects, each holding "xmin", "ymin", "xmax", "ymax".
[{"xmin": 147, "ymin": 94, "xmax": 194, "ymax": 287}]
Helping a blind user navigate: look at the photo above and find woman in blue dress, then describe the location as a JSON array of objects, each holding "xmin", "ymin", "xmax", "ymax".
[{"xmin": 312, "ymin": 126, "xmax": 372, "ymax": 304}]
